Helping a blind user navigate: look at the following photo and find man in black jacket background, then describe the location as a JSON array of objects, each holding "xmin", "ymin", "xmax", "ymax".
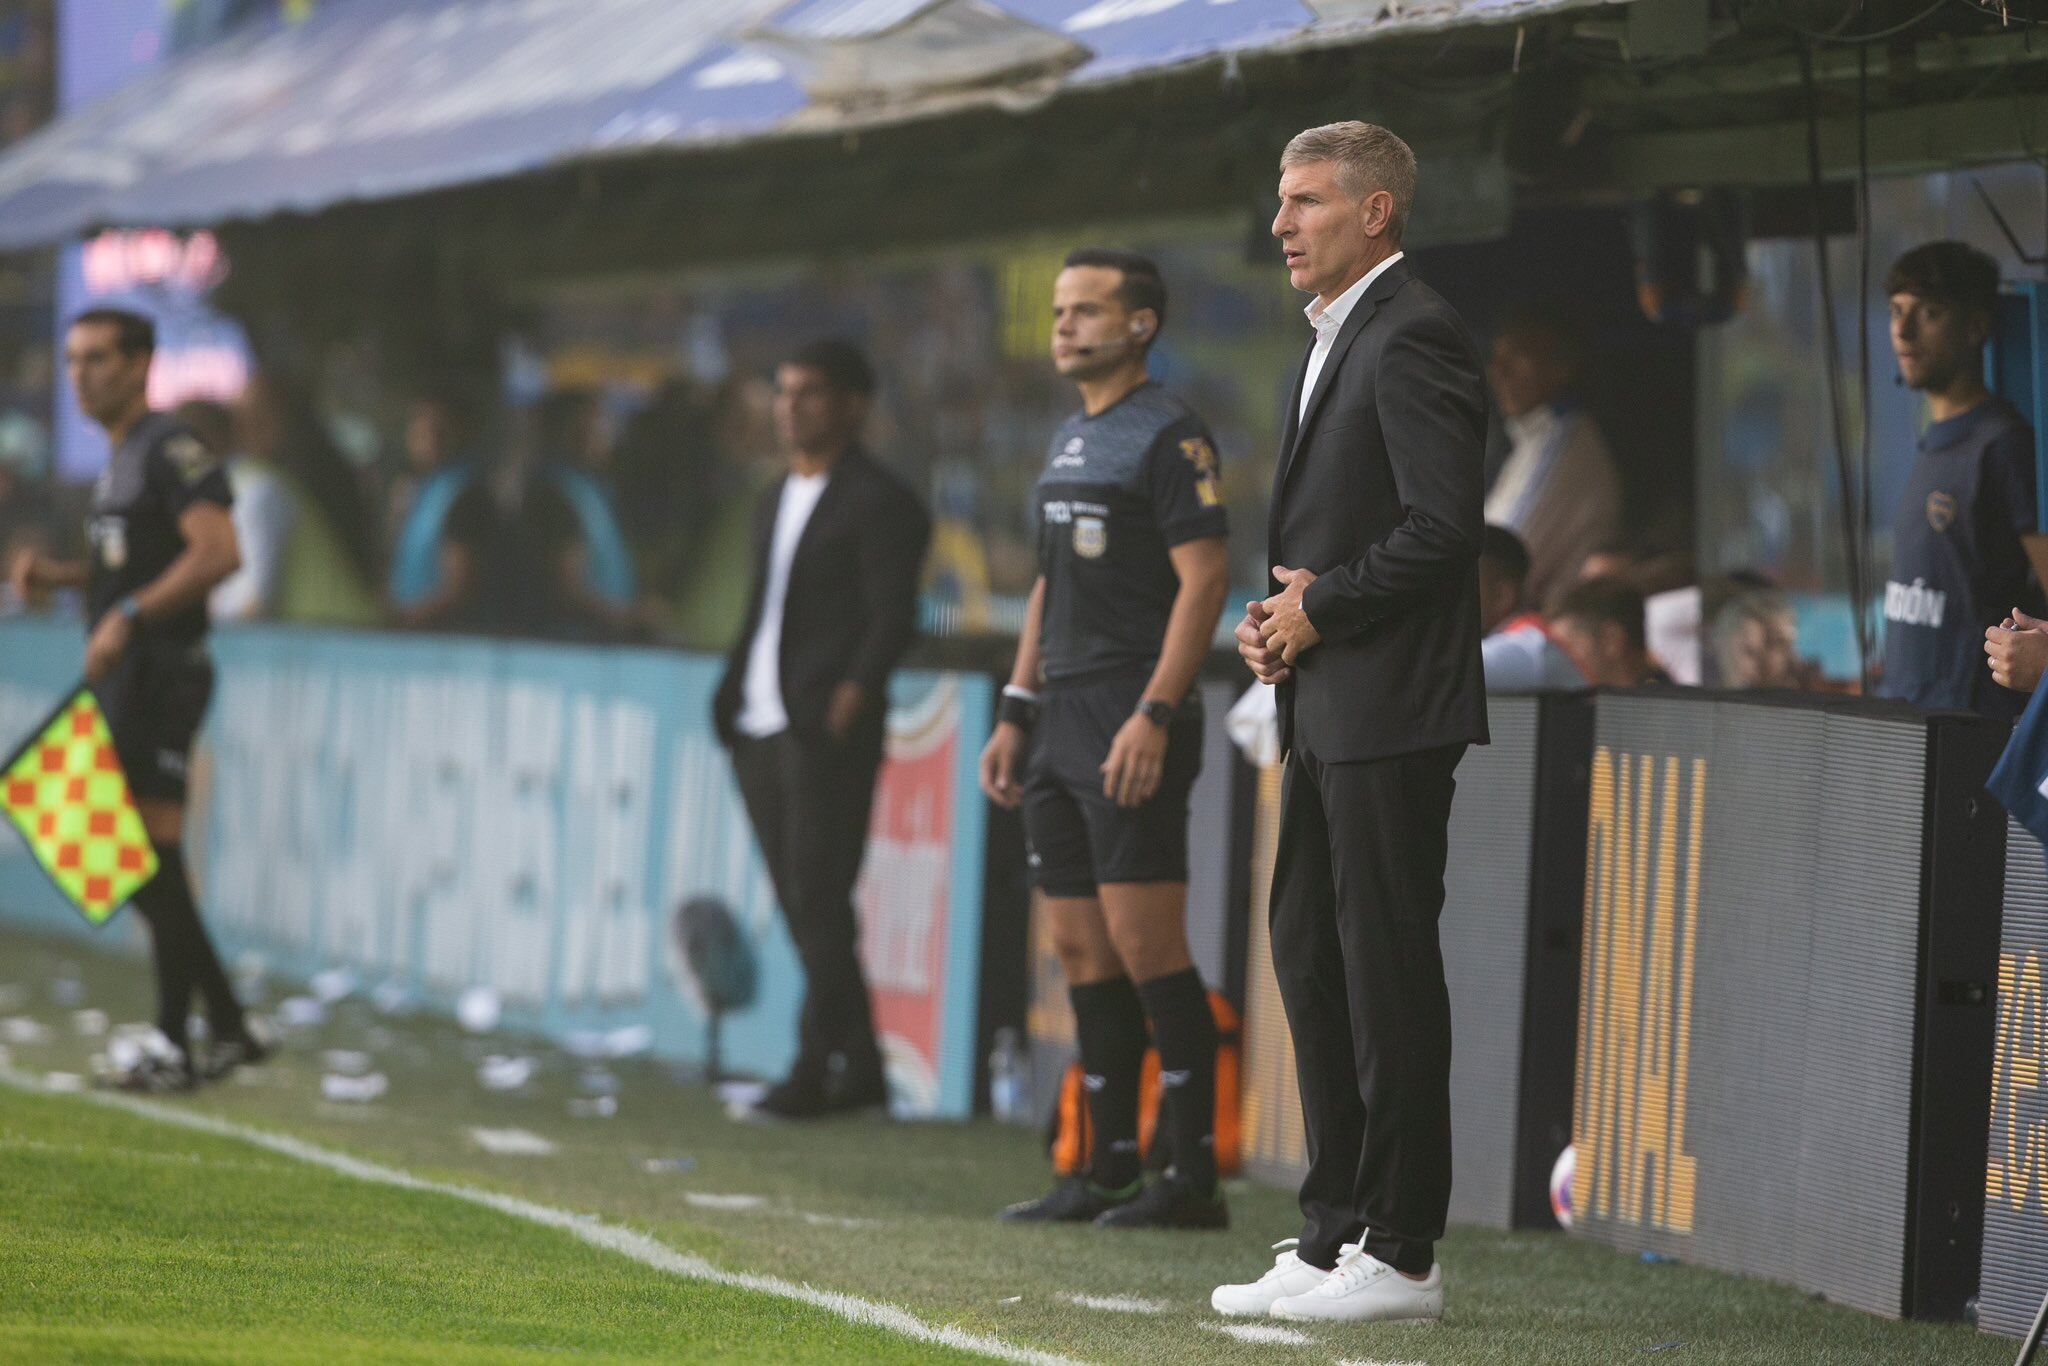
[
  {"xmin": 714, "ymin": 339, "xmax": 932, "ymax": 1122},
  {"xmin": 1215, "ymin": 122, "xmax": 1488, "ymax": 1326}
]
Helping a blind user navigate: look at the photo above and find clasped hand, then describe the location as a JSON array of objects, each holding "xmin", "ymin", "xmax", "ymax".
[{"xmin": 1235, "ymin": 566, "xmax": 1321, "ymax": 684}]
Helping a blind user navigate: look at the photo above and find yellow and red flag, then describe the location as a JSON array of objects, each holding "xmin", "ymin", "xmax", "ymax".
[{"xmin": 0, "ymin": 687, "xmax": 157, "ymax": 925}]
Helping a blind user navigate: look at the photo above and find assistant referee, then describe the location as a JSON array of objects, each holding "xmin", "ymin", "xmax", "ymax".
[
  {"xmin": 9, "ymin": 309, "xmax": 261, "ymax": 1091},
  {"xmin": 981, "ymin": 249, "xmax": 1232, "ymax": 1230}
]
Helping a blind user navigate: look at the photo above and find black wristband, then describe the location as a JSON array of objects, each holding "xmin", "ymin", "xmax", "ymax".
[{"xmin": 998, "ymin": 693, "xmax": 1039, "ymax": 730}]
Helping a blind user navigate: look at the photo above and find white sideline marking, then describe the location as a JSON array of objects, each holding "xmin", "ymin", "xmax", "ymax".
[
  {"xmin": 1203, "ymin": 1321, "xmax": 1314, "ymax": 1345},
  {"xmin": 1335, "ymin": 1359, "xmax": 1429, "ymax": 1365},
  {"xmin": 0, "ymin": 1069, "xmax": 1080, "ymax": 1366},
  {"xmin": 1060, "ymin": 1293, "xmax": 1167, "ymax": 1315}
]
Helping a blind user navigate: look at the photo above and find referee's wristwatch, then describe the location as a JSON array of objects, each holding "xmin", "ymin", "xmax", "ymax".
[{"xmin": 1135, "ymin": 699, "xmax": 1174, "ymax": 729}]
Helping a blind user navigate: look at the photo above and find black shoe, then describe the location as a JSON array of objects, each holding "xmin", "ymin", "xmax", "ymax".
[
  {"xmin": 998, "ymin": 1175, "xmax": 1142, "ymax": 1223},
  {"xmin": 199, "ymin": 1031, "xmax": 272, "ymax": 1083},
  {"xmin": 731, "ymin": 1068, "xmax": 887, "ymax": 1123},
  {"xmin": 99, "ymin": 1050, "xmax": 196, "ymax": 1094},
  {"xmin": 1093, "ymin": 1172, "xmax": 1229, "ymax": 1230}
]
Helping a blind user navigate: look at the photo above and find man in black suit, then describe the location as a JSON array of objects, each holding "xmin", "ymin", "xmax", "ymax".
[
  {"xmin": 714, "ymin": 338, "xmax": 932, "ymax": 1122},
  {"xmin": 1211, "ymin": 122, "xmax": 1488, "ymax": 1325}
]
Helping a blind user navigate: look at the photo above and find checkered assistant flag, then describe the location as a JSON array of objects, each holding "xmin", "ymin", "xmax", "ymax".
[{"xmin": 0, "ymin": 684, "xmax": 158, "ymax": 925}]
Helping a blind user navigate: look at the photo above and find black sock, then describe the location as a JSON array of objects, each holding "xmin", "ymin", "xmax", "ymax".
[
  {"xmin": 1069, "ymin": 976, "xmax": 1148, "ymax": 1190},
  {"xmin": 132, "ymin": 845, "xmax": 246, "ymax": 1051},
  {"xmin": 1136, "ymin": 967, "xmax": 1219, "ymax": 1193}
]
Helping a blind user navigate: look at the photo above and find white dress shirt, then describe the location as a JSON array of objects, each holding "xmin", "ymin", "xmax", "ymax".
[
  {"xmin": 737, "ymin": 470, "xmax": 831, "ymax": 738},
  {"xmin": 1299, "ymin": 251, "xmax": 1404, "ymax": 424}
]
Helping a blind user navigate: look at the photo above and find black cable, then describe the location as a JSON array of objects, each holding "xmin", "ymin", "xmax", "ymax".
[{"xmin": 1802, "ymin": 45, "xmax": 1875, "ymax": 685}]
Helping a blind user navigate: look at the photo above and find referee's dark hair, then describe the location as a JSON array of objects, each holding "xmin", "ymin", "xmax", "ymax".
[
  {"xmin": 70, "ymin": 307, "xmax": 156, "ymax": 357},
  {"xmin": 1063, "ymin": 247, "xmax": 1168, "ymax": 335},
  {"xmin": 786, "ymin": 338, "xmax": 876, "ymax": 398},
  {"xmin": 1886, "ymin": 241, "xmax": 2000, "ymax": 323}
]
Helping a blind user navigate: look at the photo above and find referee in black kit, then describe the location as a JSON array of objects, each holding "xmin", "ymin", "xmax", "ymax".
[
  {"xmin": 981, "ymin": 249, "xmax": 1233, "ymax": 1229},
  {"xmin": 9, "ymin": 309, "xmax": 262, "ymax": 1091}
]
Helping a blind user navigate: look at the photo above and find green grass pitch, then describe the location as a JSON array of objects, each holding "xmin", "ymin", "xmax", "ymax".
[{"xmin": 0, "ymin": 926, "xmax": 2017, "ymax": 1364}]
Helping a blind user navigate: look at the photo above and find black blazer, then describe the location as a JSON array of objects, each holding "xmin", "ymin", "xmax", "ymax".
[
  {"xmin": 1268, "ymin": 258, "xmax": 1490, "ymax": 764},
  {"xmin": 714, "ymin": 448, "xmax": 932, "ymax": 745}
]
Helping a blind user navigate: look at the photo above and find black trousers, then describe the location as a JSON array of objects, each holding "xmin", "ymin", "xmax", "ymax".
[
  {"xmin": 729, "ymin": 727, "xmax": 886, "ymax": 1083},
  {"xmin": 1269, "ymin": 740, "xmax": 1465, "ymax": 1275}
]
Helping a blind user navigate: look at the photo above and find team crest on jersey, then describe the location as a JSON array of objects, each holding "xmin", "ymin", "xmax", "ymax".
[
  {"xmin": 1074, "ymin": 515, "xmax": 1108, "ymax": 559},
  {"xmin": 1926, "ymin": 490, "xmax": 1957, "ymax": 533},
  {"xmin": 1052, "ymin": 436, "xmax": 1086, "ymax": 470},
  {"xmin": 1180, "ymin": 437, "xmax": 1222, "ymax": 508},
  {"xmin": 163, "ymin": 433, "xmax": 218, "ymax": 486}
]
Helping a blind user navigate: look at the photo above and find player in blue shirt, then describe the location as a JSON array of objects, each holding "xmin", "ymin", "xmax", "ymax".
[{"xmin": 1879, "ymin": 241, "xmax": 2048, "ymax": 719}]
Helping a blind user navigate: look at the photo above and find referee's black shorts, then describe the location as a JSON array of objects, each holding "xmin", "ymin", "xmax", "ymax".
[
  {"xmin": 95, "ymin": 636, "xmax": 215, "ymax": 805},
  {"xmin": 1021, "ymin": 669, "xmax": 1203, "ymax": 897}
]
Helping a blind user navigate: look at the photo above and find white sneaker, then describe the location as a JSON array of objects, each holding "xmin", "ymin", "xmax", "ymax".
[
  {"xmin": 1270, "ymin": 1244, "xmax": 1443, "ymax": 1324},
  {"xmin": 1209, "ymin": 1239, "xmax": 1329, "ymax": 1317}
]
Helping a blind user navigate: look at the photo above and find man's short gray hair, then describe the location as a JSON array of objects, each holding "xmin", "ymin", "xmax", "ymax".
[{"xmin": 1280, "ymin": 121, "xmax": 1418, "ymax": 241}]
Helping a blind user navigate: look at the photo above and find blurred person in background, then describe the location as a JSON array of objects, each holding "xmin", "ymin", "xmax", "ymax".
[
  {"xmin": 203, "ymin": 380, "xmax": 380, "ymax": 627},
  {"xmin": 386, "ymin": 392, "xmax": 494, "ymax": 631},
  {"xmin": 1477, "ymin": 523, "xmax": 1536, "ymax": 636},
  {"xmin": 1482, "ymin": 302, "xmax": 1620, "ymax": 611},
  {"xmin": 0, "ymin": 407, "xmax": 58, "ymax": 613},
  {"xmin": 1708, "ymin": 584, "xmax": 1805, "ymax": 690},
  {"xmin": 1548, "ymin": 578, "xmax": 1666, "ymax": 688},
  {"xmin": 1479, "ymin": 524, "xmax": 1591, "ymax": 690},
  {"xmin": 10, "ymin": 308, "xmax": 262, "ymax": 1090},
  {"xmin": 715, "ymin": 339, "xmax": 930, "ymax": 1123},
  {"xmin": 520, "ymin": 386, "xmax": 641, "ymax": 640},
  {"xmin": 1878, "ymin": 240, "xmax": 2048, "ymax": 721},
  {"xmin": 651, "ymin": 374, "xmax": 781, "ymax": 650}
]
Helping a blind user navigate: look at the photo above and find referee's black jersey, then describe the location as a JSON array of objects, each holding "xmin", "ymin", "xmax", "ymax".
[
  {"xmin": 1034, "ymin": 382, "xmax": 1227, "ymax": 683},
  {"xmin": 87, "ymin": 411, "xmax": 232, "ymax": 641}
]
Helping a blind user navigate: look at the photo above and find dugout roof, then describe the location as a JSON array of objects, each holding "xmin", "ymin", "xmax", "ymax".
[{"xmin": 0, "ymin": 0, "xmax": 1616, "ymax": 248}]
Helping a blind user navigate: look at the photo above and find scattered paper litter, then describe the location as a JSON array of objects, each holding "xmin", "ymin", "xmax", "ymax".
[
  {"xmin": 370, "ymin": 981, "xmax": 413, "ymax": 1016},
  {"xmin": 998, "ymin": 1296, "xmax": 1023, "ymax": 1305},
  {"xmin": 321, "ymin": 1049, "xmax": 374, "ymax": 1076},
  {"xmin": 1201, "ymin": 1322, "xmax": 1312, "ymax": 1346},
  {"xmin": 683, "ymin": 1192, "xmax": 766, "ymax": 1211},
  {"xmin": 276, "ymin": 996, "xmax": 327, "ymax": 1030},
  {"xmin": 321, "ymin": 1072, "xmax": 388, "ymax": 1103},
  {"xmin": 714, "ymin": 1079, "xmax": 768, "ymax": 1107},
  {"xmin": 799, "ymin": 1212, "xmax": 883, "ymax": 1230},
  {"xmin": 469, "ymin": 1127, "xmax": 558, "ymax": 1156},
  {"xmin": 577, "ymin": 1067, "xmax": 621, "ymax": 1096},
  {"xmin": 1061, "ymin": 1294, "xmax": 1166, "ymax": 1315},
  {"xmin": 456, "ymin": 986, "xmax": 500, "ymax": 1034},
  {"xmin": 310, "ymin": 968, "xmax": 357, "ymax": 1004},
  {"xmin": 71, "ymin": 1009, "xmax": 109, "ymax": 1037},
  {"xmin": 568, "ymin": 1095, "xmax": 617, "ymax": 1119},
  {"xmin": 43, "ymin": 1072, "xmax": 86, "ymax": 1092},
  {"xmin": 1, "ymin": 1017, "xmax": 52, "ymax": 1046},
  {"xmin": 640, "ymin": 1157, "xmax": 697, "ymax": 1174},
  {"xmin": 603, "ymin": 1024, "xmax": 652, "ymax": 1058},
  {"xmin": 479, "ymin": 1055, "xmax": 536, "ymax": 1091},
  {"xmin": 49, "ymin": 972, "xmax": 85, "ymax": 1007}
]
